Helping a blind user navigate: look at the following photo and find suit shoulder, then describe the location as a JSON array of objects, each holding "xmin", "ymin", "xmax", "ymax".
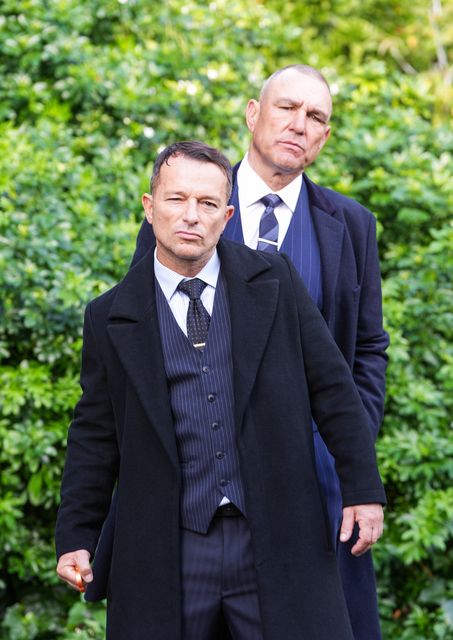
[
  {"xmin": 219, "ymin": 237, "xmax": 289, "ymax": 275},
  {"xmin": 306, "ymin": 176, "xmax": 376, "ymax": 227},
  {"xmin": 84, "ymin": 281, "xmax": 121, "ymax": 322}
]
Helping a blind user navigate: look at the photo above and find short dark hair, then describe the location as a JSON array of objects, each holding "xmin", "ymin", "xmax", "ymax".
[{"xmin": 150, "ymin": 141, "xmax": 233, "ymax": 200}]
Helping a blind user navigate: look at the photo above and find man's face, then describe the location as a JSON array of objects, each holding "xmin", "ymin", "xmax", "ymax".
[
  {"xmin": 142, "ymin": 155, "xmax": 234, "ymax": 276},
  {"xmin": 246, "ymin": 69, "xmax": 332, "ymax": 183}
]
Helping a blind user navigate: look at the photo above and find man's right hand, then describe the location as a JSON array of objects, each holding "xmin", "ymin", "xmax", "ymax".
[{"xmin": 56, "ymin": 549, "xmax": 93, "ymax": 591}]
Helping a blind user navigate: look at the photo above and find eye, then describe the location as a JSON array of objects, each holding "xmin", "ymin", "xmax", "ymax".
[
  {"xmin": 201, "ymin": 200, "xmax": 218, "ymax": 209},
  {"xmin": 309, "ymin": 113, "xmax": 325, "ymax": 124}
]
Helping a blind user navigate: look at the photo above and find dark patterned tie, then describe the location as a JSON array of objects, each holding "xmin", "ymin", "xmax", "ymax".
[
  {"xmin": 178, "ymin": 278, "xmax": 211, "ymax": 350},
  {"xmin": 256, "ymin": 193, "xmax": 282, "ymax": 252}
]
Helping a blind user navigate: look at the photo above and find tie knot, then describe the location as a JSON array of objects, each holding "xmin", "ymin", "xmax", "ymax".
[
  {"xmin": 261, "ymin": 193, "xmax": 282, "ymax": 210},
  {"xmin": 178, "ymin": 277, "xmax": 207, "ymax": 300}
]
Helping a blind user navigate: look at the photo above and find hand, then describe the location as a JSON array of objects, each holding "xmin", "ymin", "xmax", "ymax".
[
  {"xmin": 56, "ymin": 549, "xmax": 93, "ymax": 592},
  {"xmin": 339, "ymin": 504, "xmax": 384, "ymax": 556}
]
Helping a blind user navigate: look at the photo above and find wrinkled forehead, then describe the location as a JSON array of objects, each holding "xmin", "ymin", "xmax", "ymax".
[{"xmin": 263, "ymin": 70, "xmax": 332, "ymax": 117}]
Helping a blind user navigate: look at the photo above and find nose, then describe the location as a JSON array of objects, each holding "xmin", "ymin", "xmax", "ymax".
[
  {"xmin": 290, "ymin": 109, "xmax": 306, "ymax": 134},
  {"xmin": 183, "ymin": 198, "xmax": 200, "ymax": 224}
]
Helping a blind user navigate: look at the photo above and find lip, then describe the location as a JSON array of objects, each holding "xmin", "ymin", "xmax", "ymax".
[
  {"xmin": 176, "ymin": 230, "xmax": 202, "ymax": 240},
  {"xmin": 278, "ymin": 140, "xmax": 304, "ymax": 151}
]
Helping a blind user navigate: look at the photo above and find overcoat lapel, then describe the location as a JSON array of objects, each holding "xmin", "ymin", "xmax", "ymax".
[
  {"xmin": 217, "ymin": 239, "xmax": 278, "ymax": 429},
  {"xmin": 106, "ymin": 248, "xmax": 178, "ymax": 466},
  {"xmin": 304, "ymin": 176, "xmax": 344, "ymax": 329},
  {"xmin": 310, "ymin": 204, "xmax": 343, "ymax": 327}
]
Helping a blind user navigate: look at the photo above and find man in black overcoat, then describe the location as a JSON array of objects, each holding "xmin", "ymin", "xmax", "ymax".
[{"xmin": 56, "ymin": 141, "xmax": 385, "ymax": 640}]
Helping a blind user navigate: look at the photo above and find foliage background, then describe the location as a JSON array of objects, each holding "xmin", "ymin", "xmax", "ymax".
[{"xmin": 1, "ymin": 0, "xmax": 452, "ymax": 637}]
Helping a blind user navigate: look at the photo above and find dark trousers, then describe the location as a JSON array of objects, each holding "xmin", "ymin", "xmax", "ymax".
[
  {"xmin": 337, "ymin": 525, "xmax": 382, "ymax": 640},
  {"xmin": 180, "ymin": 512, "xmax": 263, "ymax": 640}
]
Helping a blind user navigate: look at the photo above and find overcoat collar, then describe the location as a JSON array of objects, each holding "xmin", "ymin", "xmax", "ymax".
[
  {"xmin": 106, "ymin": 239, "xmax": 278, "ymax": 465},
  {"xmin": 106, "ymin": 250, "xmax": 177, "ymax": 465}
]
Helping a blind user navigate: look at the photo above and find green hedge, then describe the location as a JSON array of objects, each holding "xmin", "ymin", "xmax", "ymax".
[{"xmin": 1, "ymin": 1, "xmax": 452, "ymax": 637}]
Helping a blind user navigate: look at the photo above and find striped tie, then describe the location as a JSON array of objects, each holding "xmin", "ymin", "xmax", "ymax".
[
  {"xmin": 178, "ymin": 278, "xmax": 211, "ymax": 350},
  {"xmin": 256, "ymin": 193, "xmax": 282, "ymax": 252}
]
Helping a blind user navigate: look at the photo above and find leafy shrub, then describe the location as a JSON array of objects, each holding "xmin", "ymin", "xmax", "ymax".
[{"xmin": 1, "ymin": 0, "xmax": 452, "ymax": 637}]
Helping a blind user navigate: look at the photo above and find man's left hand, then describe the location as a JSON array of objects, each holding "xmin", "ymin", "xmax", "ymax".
[{"xmin": 339, "ymin": 503, "xmax": 384, "ymax": 556}]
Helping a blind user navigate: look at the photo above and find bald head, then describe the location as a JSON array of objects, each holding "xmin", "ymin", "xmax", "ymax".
[
  {"xmin": 245, "ymin": 65, "xmax": 332, "ymax": 190},
  {"xmin": 259, "ymin": 65, "xmax": 332, "ymax": 119}
]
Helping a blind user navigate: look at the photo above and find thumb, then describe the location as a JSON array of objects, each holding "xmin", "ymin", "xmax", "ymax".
[
  {"xmin": 339, "ymin": 507, "xmax": 355, "ymax": 543},
  {"xmin": 75, "ymin": 550, "xmax": 93, "ymax": 583}
]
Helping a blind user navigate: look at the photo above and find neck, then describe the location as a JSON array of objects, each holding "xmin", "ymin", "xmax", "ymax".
[
  {"xmin": 155, "ymin": 247, "xmax": 214, "ymax": 278},
  {"xmin": 247, "ymin": 151, "xmax": 303, "ymax": 192}
]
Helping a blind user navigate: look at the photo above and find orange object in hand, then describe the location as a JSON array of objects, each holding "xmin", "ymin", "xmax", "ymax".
[{"xmin": 74, "ymin": 568, "xmax": 85, "ymax": 593}]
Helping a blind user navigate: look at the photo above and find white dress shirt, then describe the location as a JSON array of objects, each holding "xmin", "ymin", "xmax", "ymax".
[
  {"xmin": 153, "ymin": 249, "xmax": 220, "ymax": 336},
  {"xmin": 236, "ymin": 153, "xmax": 302, "ymax": 249}
]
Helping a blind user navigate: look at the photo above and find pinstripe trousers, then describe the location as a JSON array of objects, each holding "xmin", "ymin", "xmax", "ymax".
[{"xmin": 180, "ymin": 514, "xmax": 264, "ymax": 640}]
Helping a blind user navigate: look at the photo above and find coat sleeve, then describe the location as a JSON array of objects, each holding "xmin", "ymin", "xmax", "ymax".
[
  {"xmin": 280, "ymin": 254, "xmax": 386, "ymax": 508},
  {"xmin": 55, "ymin": 303, "xmax": 119, "ymax": 559},
  {"xmin": 352, "ymin": 214, "xmax": 389, "ymax": 440}
]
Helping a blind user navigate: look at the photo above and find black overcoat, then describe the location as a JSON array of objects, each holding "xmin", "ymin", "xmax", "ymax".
[{"xmin": 56, "ymin": 239, "xmax": 385, "ymax": 639}]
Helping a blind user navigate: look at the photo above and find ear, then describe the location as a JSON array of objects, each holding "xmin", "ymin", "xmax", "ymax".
[
  {"xmin": 222, "ymin": 205, "xmax": 235, "ymax": 230},
  {"xmin": 142, "ymin": 193, "xmax": 153, "ymax": 224},
  {"xmin": 225, "ymin": 204, "xmax": 234, "ymax": 222},
  {"xmin": 319, "ymin": 126, "xmax": 331, "ymax": 152},
  {"xmin": 245, "ymin": 99, "xmax": 260, "ymax": 133}
]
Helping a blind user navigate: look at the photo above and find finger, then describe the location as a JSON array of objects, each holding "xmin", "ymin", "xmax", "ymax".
[
  {"xmin": 351, "ymin": 538, "xmax": 370, "ymax": 556},
  {"xmin": 370, "ymin": 522, "xmax": 383, "ymax": 544},
  {"xmin": 57, "ymin": 551, "xmax": 92, "ymax": 590},
  {"xmin": 57, "ymin": 562, "xmax": 85, "ymax": 590},
  {"xmin": 351, "ymin": 522, "xmax": 382, "ymax": 556},
  {"xmin": 339, "ymin": 507, "xmax": 355, "ymax": 543},
  {"xmin": 75, "ymin": 554, "xmax": 93, "ymax": 583},
  {"xmin": 351, "ymin": 529, "xmax": 373, "ymax": 556}
]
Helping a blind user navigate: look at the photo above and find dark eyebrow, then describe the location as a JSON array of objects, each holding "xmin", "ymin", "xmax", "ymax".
[{"xmin": 163, "ymin": 190, "xmax": 222, "ymax": 204}]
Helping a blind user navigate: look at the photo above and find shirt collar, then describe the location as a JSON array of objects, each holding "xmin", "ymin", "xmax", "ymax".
[
  {"xmin": 238, "ymin": 152, "xmax": 302, "ymax": 213},
  {"xmin": 154, "ymin": 249, "xmax": 221, "ymax": 302}
]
